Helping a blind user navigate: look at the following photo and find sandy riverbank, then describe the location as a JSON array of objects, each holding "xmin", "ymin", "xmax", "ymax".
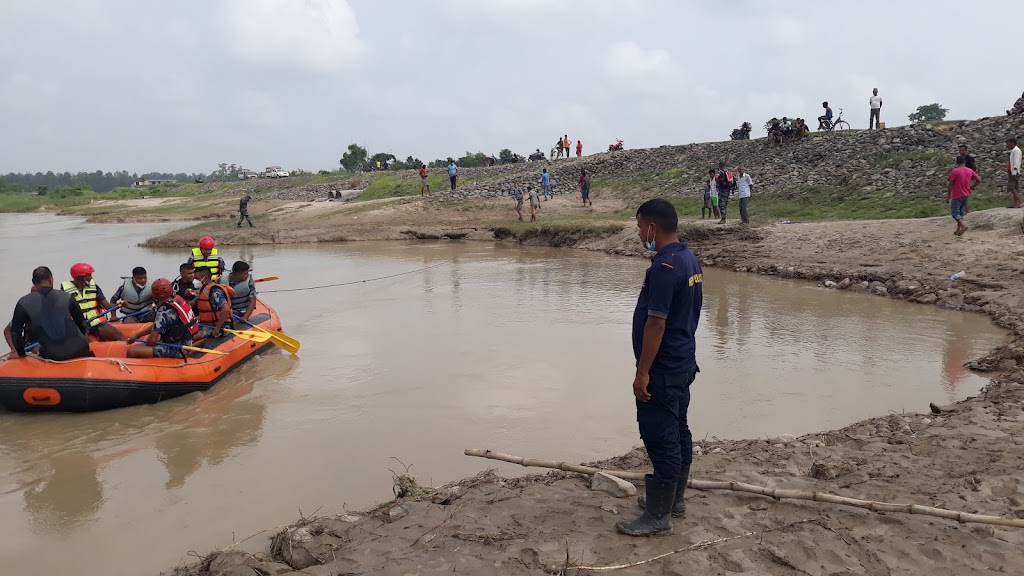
[{"xmin": 158, "ymin": 194, "xmax": 1024, "ymax": 575}]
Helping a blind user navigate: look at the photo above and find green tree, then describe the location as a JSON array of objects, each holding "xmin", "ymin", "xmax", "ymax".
[
  {"xmin": 456, "ymin": 151, "xmax": 488, "ymax": 168},
  {"xmin": 498, "ymin": 149, "xmax": 513, "ymax": 162},
  {"xmin": 908, "ymin": 103, "xmax": 949, "ymax": 123},
  {"xmin": 36, "ymin": 185, "xmax": 49, "ymax": 196},
  {"xmin": 368, "ymin": 152, "xmax": 396, "ymax": 169},
  {"xmin": 340, "ymin": 144, "xmax": 369, "ymax": 172}
]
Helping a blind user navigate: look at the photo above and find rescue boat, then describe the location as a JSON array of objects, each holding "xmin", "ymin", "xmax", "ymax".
[{"xmin": 0, "ymin": 300, "xmax": 283, "ymax": 412}]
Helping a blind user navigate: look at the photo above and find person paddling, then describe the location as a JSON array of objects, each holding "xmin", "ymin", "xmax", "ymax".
[
  {"xmin": 194, "ymin": 267, "xmax": 234, "ymax": 338},
  {"xmin": 228, "ymin": 261, "xmax": 257, "ymax": 323},
  {"xmin": 62, "ymin": 263, "xmax": 127, "ymax": 342},
  {"xmin": 188, "ymin": 236, "xmax": 226, "ymax": 283},
  {"xmin": 9, "ymin": 266, "xmax": 91, "ymax": 361},
  {"xmin": 111, "ymin": 266, "xmax": 154, "ymax": 323},
  {"xmin": 127, "ymin": 278, "xmax": 199, "ymax": 359}
]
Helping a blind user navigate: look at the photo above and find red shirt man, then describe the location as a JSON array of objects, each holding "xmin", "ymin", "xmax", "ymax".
[{"xmin": 947, "ymin": 156, "xmax": 981, "ymax": 236}]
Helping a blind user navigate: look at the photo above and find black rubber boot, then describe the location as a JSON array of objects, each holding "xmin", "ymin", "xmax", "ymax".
[
  {"xmin": 637, "ymin": 465, "xmax": 689, "ymax": 517},
  {"xmin": 616, "ymin": 475, "xmax": 675, "ymax": 536}
]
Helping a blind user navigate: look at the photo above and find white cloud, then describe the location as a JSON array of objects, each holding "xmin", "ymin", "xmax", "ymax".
[
  {"xmin": 441, "ymin": 0, "xmax": 561, "ymax": 19},
  {"xmin": 767, "ymin": 16, "xmax": 806, "ymax": 47},
  {"xmin": 221, "ymin": 0, "xmax": 365, "ymax": 73},
  {"xmin": 602, "ymin": 41, "xmax": 682, "ymax": 95}
]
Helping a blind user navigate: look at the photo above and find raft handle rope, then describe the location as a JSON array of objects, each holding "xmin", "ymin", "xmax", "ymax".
[{"xmin": 260, "ymin": 258, "xmax": 455, "ymax": 294}]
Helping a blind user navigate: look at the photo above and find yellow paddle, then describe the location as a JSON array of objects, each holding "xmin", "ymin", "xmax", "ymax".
[
  {"xmin": 234, "ymin": 315, "xmax": 300, "ymax": 355},
  {"xmin": 253, "ymin": 276, "xmax": 279, "ymax": 283},
  {"xmin": 198, "ymin": 325, "xmax": 272, "ymax": 343}
]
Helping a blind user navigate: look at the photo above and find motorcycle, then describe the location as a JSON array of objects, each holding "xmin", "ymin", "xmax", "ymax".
[
  {"xmin": 528, "ymin": 150, "xmax": 546, "ymax": 162},
  {"xmin": 730, "ymin": 122, "xmax": 752, "ymax": 140},
  {"xmin": 608, "ymin": 139, "xmax": 624, "ymax": 152}
]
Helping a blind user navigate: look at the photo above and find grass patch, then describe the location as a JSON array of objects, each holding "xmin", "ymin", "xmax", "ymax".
[
  {"xmin": 515, "ymin": 223, "xmax": 624, "ymax": 246},
  {"xmin": 593, "ymin": 166, "xmax": 694, "ymax": 195},
  {"xmin": 872, "ymin": 150, "xmax": 950, "ymax": 169}
]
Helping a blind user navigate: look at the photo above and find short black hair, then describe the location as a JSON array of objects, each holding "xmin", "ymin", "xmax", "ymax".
[
  {"xmin": 179, "ymin": 262, "xmax": 194, "ymax": 272},
  {"xmin": 1008, "ymin": 137, "xmax": 1018, "ymax": 145},
  {"xmin": 636, "ymin": 199, "xmax": 678, "ymax": 233},
  {"xmin": 955, "ymin": 155, "xmax": 967, "ymax": 165},
  {"xmin": 194, "ymin": 267, "xmax": 212, "ymax": 277},
  {"xmin": 31, "ymin": 266, "xmax": 52, "ymax": 285},
  {"xmin": 232, "ymin": 260, "xmax": 250, "ymax": 273},
  {"xmin": 132, "ymin": 266, "xmax": 146, "ymax": 277},
  {"xmin": 708, "ymin": 169, "xmax": 716, "ymax": 175}
]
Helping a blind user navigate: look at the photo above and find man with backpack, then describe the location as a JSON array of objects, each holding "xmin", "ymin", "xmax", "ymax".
[{"xmin": 715, "ymin": 161, "xmax": 735, "ymax": 224}]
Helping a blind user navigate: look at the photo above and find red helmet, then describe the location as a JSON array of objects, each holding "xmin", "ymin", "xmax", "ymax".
[
  {"xmin": 199, "ymin": 236, "xmax": 215, "ymax": 250},
  {"xmin": 70, "ymin": 263, "xmax": 95, "ymax": 280},
  {"xmin": 151, "ymin": 278, "xmax": 173, "ymax": 299}
]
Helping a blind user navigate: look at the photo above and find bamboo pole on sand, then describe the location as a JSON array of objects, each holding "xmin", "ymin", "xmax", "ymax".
[{"xmin": 464, "ymin": 448, "xmax": 1024, "ymax": 529}]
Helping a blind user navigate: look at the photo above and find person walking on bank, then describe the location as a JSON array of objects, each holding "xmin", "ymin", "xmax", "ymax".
[
  {"xmin": 1007, "ymin": 137, "xmax": 1022, "ymax": 208},
  {"xmin": 541, "ymin": 168, "xmax": 552, "ymax": 201},
  {"xmin": 576, "ymin": 139, "xmax": 583, "ymax": 158},
  {"xmin": 579, "ymin": 169, "xmax": 592, "ymax": 207},
  {"xmin": 947, "ymin": 155, "xmax": 981, "ymax": 236},
  {"xmin": 237, "ymin": 194, "xmax": 253, "ymax": 228},
  {"xmin": 736, "ymin": 165, "xmax": 754, "ymax": 225},
  {"xmin": 447, "ymin": 160, "xmax": 458, "ymax": 191},
  {"xmin": 869, "ymin": 88, "xmax": 883, "ymax": 130},
  {"xmin": 617, "ymin": 199, "xmax": 703, "ymax": 537},
  {"xmin": 9, "ymin": 266, "xmax": 91, "ymax": 361},
  {"xmin": 715, "ymin": 161, "xmax": 734, "ymax": 223},
  {"xmin": 419, "ymin": 165, "xmax": 430, "ymax": 196}
]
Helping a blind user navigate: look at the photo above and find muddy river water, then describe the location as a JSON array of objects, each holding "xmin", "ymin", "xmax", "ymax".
[{"xmin": 0, "ymin": 214, "xmax": 1007, "ymax": 575}]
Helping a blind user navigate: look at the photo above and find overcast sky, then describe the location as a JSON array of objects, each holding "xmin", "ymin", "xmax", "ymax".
[{"xmin": 2, "ymin": 0, "xmax": 1020, "ymax": 174}]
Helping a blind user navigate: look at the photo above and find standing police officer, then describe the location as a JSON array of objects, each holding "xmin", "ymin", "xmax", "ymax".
[{"xmin": 617, "ymin": 199, "xmax": 704, "ymax": 537}]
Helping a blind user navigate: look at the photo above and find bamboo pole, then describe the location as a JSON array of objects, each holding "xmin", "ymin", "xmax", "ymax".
[{"xmin": 464, "ymin": 449, "xmax": 1024, "ymax": 529}]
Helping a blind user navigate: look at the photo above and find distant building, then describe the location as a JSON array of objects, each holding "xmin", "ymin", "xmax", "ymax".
[{"xmin": 132, "ymin": 178, "xmax": 178, "ymax": 188}]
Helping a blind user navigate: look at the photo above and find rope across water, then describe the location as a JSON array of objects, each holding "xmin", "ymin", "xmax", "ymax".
[{"xmin": 259, "ymin": 259, "xmax": 455, "ymax": 294}]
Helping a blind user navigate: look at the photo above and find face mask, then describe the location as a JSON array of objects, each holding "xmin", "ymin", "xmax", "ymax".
[{"xmin": 643, "ymin": 225, "xmax": 656, "ymax": 252}]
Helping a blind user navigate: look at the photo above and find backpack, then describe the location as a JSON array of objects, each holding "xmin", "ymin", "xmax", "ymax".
[{"xmin": 715, "ymin": 170, "xmax": 734, "ymax": 192}]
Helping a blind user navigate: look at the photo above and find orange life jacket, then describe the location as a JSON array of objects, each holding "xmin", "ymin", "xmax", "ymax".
[{"xmin": 196, "ymin": 283, "xmax": 236, "ymax": 324}]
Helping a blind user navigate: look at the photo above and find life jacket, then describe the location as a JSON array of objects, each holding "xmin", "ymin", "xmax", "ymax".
[
  {"xmin": 191, "ymin": 247, "xmax": 221, "ymax": 278},
  {"xmin": 196, "ymin": 283, "xmax": 236, "ymax": 324},
  {"xmin": 159, "ymin": 295, "xmax": 199, "ymax": 343},
  {"xmin": 61, "ymin": 279, "xmax": 104, "ymax": 324},
  {"xmin": 17, "ymin": 289, "xmax": 90, "ymax": 361},
  {"xmin": 118, "ymin": 278, "xmax": 153, "ymax": 314},
  {"xmin": 230, "ymin": 276, "xmax": 255, "ymax": 316}
]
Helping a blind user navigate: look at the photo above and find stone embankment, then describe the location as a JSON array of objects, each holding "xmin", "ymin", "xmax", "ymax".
[{"xmin": 413, "ymin": 114, "xmax": 1022, "ymax": 200}]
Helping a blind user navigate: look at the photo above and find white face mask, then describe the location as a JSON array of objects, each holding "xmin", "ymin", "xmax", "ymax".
[{"xmin": 643, "ymin": 224, "xmax": 656, "ymax": 252}]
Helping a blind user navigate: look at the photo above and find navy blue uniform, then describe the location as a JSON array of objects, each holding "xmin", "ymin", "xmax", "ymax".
[{"xmin": 632, "ymin": 241, "xmax": 703, "ymax": 484}]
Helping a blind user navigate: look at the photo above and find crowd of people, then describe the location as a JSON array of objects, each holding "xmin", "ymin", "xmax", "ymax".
[
  {"xmin": 702, "ymin": 162, "xmax": 754, "ymax": 224},
  {"xmin": 4, "ymin": 236, "xmax": 259, "ymax": 362},
  {"xmin": 947, "ymin": 137, "xmax": 1023, "ymax": 236}
]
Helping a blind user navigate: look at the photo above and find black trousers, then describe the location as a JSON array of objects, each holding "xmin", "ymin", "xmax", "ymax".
[
  {"xmin": 237, "ymin": 212, "xmax": 252, "ymax": 226},
  {"xmin": 450, "ymin": 175, "xmax": 457, "ymax": 190},
  {"xmin": 636, "ymin": 370, "xmax": 697, "ymax": 484}
]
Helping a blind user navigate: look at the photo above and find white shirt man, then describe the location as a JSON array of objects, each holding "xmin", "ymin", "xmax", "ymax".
[
  {"xmin": 736, "ymin": 168, "xmax": 754, "ymax": 225},
  {"xmin": 1008, "ymin": 138, "xmax": 1022, "ymax": 208},
  {"xmin": 869, "ymin": 88, "xmax": 883, "ymax": 129}
]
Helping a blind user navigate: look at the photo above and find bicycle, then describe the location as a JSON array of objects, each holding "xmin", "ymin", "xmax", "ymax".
[{"xmin": 820, "ymin": 108, "xmax": 850, "ymax": 132}]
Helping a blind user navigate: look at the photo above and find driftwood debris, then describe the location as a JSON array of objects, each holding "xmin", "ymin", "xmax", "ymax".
[{"xmin": 464, "ymin": 448, "xmax": 1024, "ymax": 529}]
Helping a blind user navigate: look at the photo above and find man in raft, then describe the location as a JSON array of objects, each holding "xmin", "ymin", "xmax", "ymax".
[
  {"xmin": 188, "ymin": 236, "xmax": 226, "ymax": 283},
  {"xmin": 227, "ymin": 260, "xmax": 257, "ymax": 323},
  {"xmin": 8, "ymin": 266, "xmax": 91, "ymax": 361},
  {"xmin": 172, "ymin": 262, "xmax": 201, "ymax": 309},
  {"xmin": 63, "ymin": 263, "xmax": 128, "ymax": 342},
  {"xmin": 194, "ymin": 267, "xmax": 233, "ymax": 338},
  {"xmin": 618, "ymin": 199, "xmax": 703, "ymax": 537},
  {"xmin": 111, "ymin": 266, "xmax": 155, "ymax": 323},
  {"xmin": 127, "ymin": 278, "xmax": 198, "ymax": 358}
]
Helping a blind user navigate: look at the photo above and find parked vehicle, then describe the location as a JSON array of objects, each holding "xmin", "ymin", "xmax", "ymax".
[
  {"xmin": 528, "ymin": 150, "xmax": 546, "ymax": 162},
  {"xmin": 263, "ymin": 166, "xmax": 289, "ymax": 178},
  {"xmin": 608, "ymin": 139, "xmax": 624, "ymax": 152}
]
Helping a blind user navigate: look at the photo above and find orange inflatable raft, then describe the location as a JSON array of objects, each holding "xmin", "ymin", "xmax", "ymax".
[{"xmin": 0, "ymin": 300, "xmax": 283, "ymax": 412}]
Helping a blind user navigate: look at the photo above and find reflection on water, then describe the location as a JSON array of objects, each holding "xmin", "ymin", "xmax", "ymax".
[{"xmin": 0, "ymin": 215, "xmax": 1008, "ymax": 576}]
